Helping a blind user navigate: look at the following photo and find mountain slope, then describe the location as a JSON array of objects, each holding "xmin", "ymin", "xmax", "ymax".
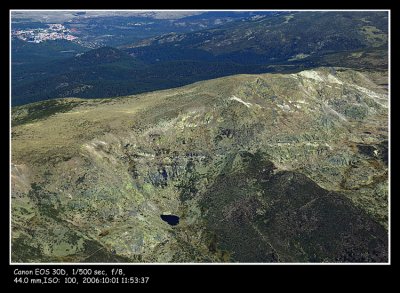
[
  {"xmin": 11, "ymin": 68, "xmax": 388, "ymax": 262},
  {"xmin": 12, "ymin": 38, "xmax": 88, "ymax": 66}
]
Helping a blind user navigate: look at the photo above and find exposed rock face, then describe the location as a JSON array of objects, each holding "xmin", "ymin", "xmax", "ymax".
[{"xmin": 11, "ymin": 68, "xmax": 388, "ymax": 262}]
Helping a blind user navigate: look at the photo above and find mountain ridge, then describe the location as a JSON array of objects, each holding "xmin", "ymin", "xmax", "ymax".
[{"xmin": 11, "ymin": 68, "xmax": 388, "ymax": 262}]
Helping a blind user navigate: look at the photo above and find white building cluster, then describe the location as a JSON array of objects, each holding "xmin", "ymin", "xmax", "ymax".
[{"xmin": 12, "ymin": 23, "xmax": 78, "ymax": 43}]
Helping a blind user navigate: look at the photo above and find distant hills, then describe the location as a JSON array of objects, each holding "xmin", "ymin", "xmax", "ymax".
[
  {"xmin": 124, "ymin": 11, "xmax": 388, "ymax": 63},
  {"xmin": 12, "ymin": 11, "xmax": 388, "ymax": 106}
]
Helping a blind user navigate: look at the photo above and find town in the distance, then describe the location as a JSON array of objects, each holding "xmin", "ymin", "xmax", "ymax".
[{"xmin": 12, "ymin": 23, "xmax": 78, "ymax": 43}]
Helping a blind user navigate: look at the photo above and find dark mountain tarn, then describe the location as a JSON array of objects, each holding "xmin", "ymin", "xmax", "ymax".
[{"xmin": 161, "ymin": 214, "xmax": 180, "ymax": 226}]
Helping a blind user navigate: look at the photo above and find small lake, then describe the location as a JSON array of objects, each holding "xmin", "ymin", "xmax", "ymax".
[{"xmin": 160, "ymin": 214, "xmax": 180, "ymax": 226}]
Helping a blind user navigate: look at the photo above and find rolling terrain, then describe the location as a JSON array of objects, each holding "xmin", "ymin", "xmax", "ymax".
[{"xmin": 11, "ymin": 67, "xmax": 388, "ymax": 262}]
